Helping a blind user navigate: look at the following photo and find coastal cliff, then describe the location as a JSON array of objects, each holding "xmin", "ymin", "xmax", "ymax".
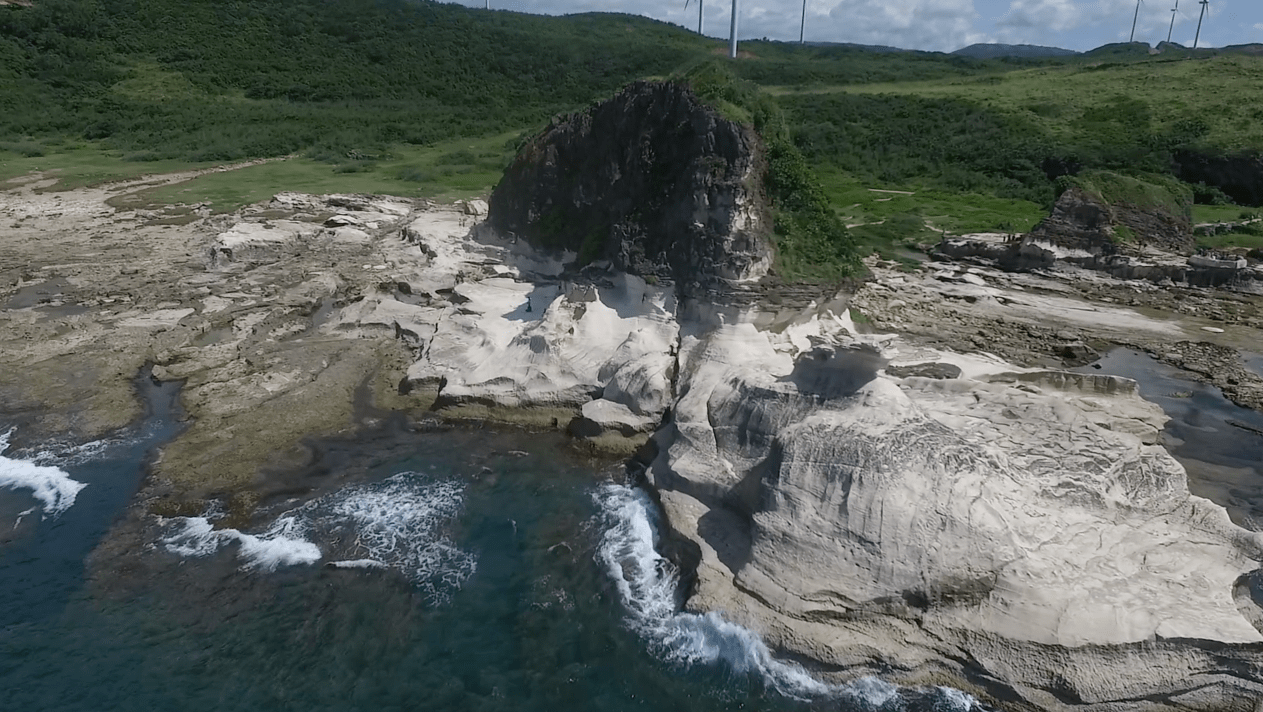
[{"xmin": 488, "ymin": 80, "xmax": 773, "ymax": 295}]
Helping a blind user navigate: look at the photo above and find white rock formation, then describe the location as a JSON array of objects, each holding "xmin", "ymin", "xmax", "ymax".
[
  {"xmin": 646, "ymin": 314, "xmax": 1263, "ymax": 709},
  {"xmin": 195, "ymin": 196, "xmax": 1263, "ymax": 708},
  {"xmin": 571, "ymin": 398, "xmax": 659, "ymax": 438}
]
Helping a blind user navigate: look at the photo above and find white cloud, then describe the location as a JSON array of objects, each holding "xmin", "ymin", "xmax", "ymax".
[
  {"xmin": 991, "ymin": 0, "xmax": 1178, "ymax": 44},
  {"xmin": 999, "ymin": 0, "xmax": 1080, "ymax": 31},
  {"xmin": 818, "ymin": 0, "xmax": 987, "ymax": 51}
]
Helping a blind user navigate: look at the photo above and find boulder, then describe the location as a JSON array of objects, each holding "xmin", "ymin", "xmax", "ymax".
[
  {"xmin": 210, "ymin": 221, "xmax": 324, "ymax": 265},
  {"xmin": 456, "ymin": 199, "xmax": 488, "ymax": 217},
  {"xmin": 487, "ymin": 80, "xmax": 772, "ymax": 295},
  {"xmin": 1026, "ymin": 179, "xmax": 1194, "ymax": 256},
  {"xmin": 569, "ymin": 398, "xmax": 658, "ymax": 438}
]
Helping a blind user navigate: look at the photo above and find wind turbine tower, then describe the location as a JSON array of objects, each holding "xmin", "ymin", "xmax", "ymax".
[
  {"xmin": 728, "ymin": 0, "xmax": 739, "ymax": 59},
  {"xmin": 800, "ymin": 0, "xmax": 807, "ymax": 43},
  {"xmin": 685, "ymin": 0, "xmax": 704, "ymax": 34},
  {"xmin": 1193, "ymin": 0, "xmax": 1209, "ymax": 48},
  {"xmin": 1129, "ymin": 0, "xmax": 1143, "ymax": 43},
  {"xmin": 1167, "ymin": 0, "xmax": 1178, "ymax": 43}
]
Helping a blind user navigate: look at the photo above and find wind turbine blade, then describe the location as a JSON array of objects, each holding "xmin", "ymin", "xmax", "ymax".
[{"xmin": 729, "ymin": 0, "xmax": 739, "ymax": 58}]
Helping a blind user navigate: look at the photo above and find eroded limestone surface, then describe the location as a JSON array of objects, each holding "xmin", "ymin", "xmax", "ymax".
[
  {"xmin": 647, "ymin": 311, "xmax": 1263, "ymax": 707},
  {"xmin": 8, "ymin": 170, "xmax": 1263, "ymax": 710}
]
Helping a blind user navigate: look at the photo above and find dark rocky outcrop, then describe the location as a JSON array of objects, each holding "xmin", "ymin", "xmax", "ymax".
[
  {"xmin": 935, "ymin": 234, "xmax": 1263, "ymax": 289},
  {"xmin": 1175, "ymin": 149, "xmax": 1263, "ymax": 207},
  {"xmin": 1026, "ymin": 185, "xmax": 1194, "ymax": 256},
  {"xmin": 487, "ymin": 81, "xmax": 773, "ymax": 296}
]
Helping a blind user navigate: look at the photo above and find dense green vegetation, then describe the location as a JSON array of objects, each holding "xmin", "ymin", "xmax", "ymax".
[
  {"xmin": 682, "ymin": 60, "xmax": 859, "ymax": 280},
  {"xmin": 1062, "ymin": 169, "xmax": 1193, "ymax": 219},
  {"xmin": 4, "ymin": 0, "xmax": 1263, "ymax": 271}
]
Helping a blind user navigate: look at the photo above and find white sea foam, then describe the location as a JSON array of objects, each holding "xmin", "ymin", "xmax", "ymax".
[
  {"xmin": 160, "ymin": 472, "xmax": 475, "ymax": 602},
  {"xmin": 0, "ymin": 429, "xmax": 88, "ymax": 518},
  {"xmin": 935, "ymin": 685, "xmax": 981, "ymax": 711},
  {"xmin": 30, "ymin": 435, "xmax": 112, "ymax": 468},
  {"xmin": 328, "ymin": 559, "xmax": 387, "ymax": 569},
  {"xmin": 161, "ymin": 514, "xmax": 323, "ymax": 571},
  {"xmin": 595, "ymin": 484, "xmax": 978, "ymax": 710},
  {"xmin": 310, "ymin": 473, "xmax": 476, "ymax": 604}
]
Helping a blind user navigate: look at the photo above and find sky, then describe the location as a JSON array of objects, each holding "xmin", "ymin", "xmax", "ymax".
[{"xmin": 453, "ymin": 0, "xmax": 1263, "ymax": 53}]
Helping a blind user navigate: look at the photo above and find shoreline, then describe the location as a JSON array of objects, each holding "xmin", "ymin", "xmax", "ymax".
[{"xmin": 7, "ymin": 172, "xmax": 1263, "ymax": 709}]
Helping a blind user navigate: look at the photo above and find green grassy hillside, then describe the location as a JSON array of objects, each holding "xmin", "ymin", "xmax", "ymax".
[{"xmin": 4, "ymin": 0, "xmax": 1263, "ymax": 269}]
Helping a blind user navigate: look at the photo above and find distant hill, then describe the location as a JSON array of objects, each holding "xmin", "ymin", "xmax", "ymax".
[
  {"xmin": 1083, "ymin": 42, "xmax": 1155, "ymax": 58},
  {"xmin": 1225, "ymin": 43, "xmax": 1263, "ymax": 56},
  {"xmin": 952, "ymin": 43, "xmax": 1077, "ymax": 59},
  {"xmin": 802, "ymin": 41, "xmax": 911, "ymax": 54}
]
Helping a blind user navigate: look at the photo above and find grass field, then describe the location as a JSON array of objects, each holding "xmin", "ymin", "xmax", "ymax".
[
  {"xmin": 1193, "ymin": 203, "xmax": 1262, "ymax": 224},
  {"xmin": 0, "ymin": 142, "xmax": 216, "ymax": 190},
  {"xmin": 142, "ymin": 133, "xmax": 518, "ymax": 212},
  {"xmin": 1198, "ymin": 227, "xmax": 1263, "ymax": 251},
  {"xmin": 1, "ymin": 132, "xmax": 521, "ymax": 211},
  {"xmin": 768, "ymin": 55, "xmax": 1263, "ymax": 150},
  {"xmin": 817, "ymin": 171, "xmax": 1046, "ymax": 233}
]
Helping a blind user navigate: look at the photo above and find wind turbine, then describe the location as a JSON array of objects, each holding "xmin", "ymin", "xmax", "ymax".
[
  {"xmin": 728, "ymin": 0, "xmax": 739, "ymax": 59},
  {"xmin": 800, "ymin": 0, "xmax": 807, "ymax": 43},
  {"xmin": 1129, "ymin": 0, "xmax": 1143, "ymax": 43},
  {"xmin": 684, "ymin": 0, "xmax": 703, "ymax": 35},
  {"xmin": 1193, "ymin": 0, "xmax": 1209, "ymax": 48},
  {"xmin": 1166, "ymin": 0, "xmax": 1178, "ymax": 43}
]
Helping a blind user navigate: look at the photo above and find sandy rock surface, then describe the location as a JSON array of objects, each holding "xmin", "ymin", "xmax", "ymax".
[{"xmin": 0, "ymin": 172, "xmax": 507, "ymax": 514}]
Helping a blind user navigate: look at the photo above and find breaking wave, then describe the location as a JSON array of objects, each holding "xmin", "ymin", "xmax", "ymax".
[
  {"xmin": 161, "ymin": 514, "xmax": 322, "ymax": 572},
  {"xmin": 161, "ymin": 472, "xmax": 476, "ymax": 603},
  {"xmin": 316, "ymin": 474, "xmax": 477, "ymax": 603},
  {"xmin": 0, "ymin": 428, "xmax": 88, "ymax": 519},
  {"xmin": 595, "ymin": 484, "xmax": 979, "ymax": 711}
]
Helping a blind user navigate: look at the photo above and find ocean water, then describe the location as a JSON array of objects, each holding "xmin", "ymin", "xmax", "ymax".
[{"xmin": 0, "ymin": 413, "xmax": 979, "ymax": 712}]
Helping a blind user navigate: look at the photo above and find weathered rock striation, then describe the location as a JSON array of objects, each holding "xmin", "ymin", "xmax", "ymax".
[
  {"xmin": 1026, "ymin": 185, "xmax": 1193, "ymax": 256},
  {"xmin": 487, "ymin": 80, "xmax": 772, "ymax": 295},
  {"xmin": 646, "ymin": 317, "xmax": 1263, "ymax": 710}
]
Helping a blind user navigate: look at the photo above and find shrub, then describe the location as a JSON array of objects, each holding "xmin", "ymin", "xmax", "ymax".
[
  {"xmin": 0, "ymin": 140, "xmax": 44, "ymax": 157},
  {"xmin": 396, "ymin": 166, "xmax": 433, "ymax": 183},
  {"xmin": 675, "ymin": 62, "xmax": 860, "ymax": 281}
]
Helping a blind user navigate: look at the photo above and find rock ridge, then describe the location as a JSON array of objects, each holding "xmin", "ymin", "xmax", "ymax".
[
  {"xmin": 487, "ymin": 80, "xmax": 773, "ymax": 297},
  {"xmin": 1026, "ymin": 185, "xmax": 1194, "ymax": 256}
]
